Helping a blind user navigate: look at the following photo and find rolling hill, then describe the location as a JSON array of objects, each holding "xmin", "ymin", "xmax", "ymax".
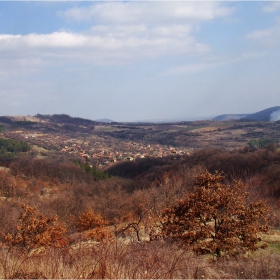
[{"xmin": 213, "ymin": 106, "xmax": 280, "ymax": 122}]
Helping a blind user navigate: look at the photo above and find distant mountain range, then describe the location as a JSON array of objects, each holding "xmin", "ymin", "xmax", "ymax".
[
  {"xmin": 1, "ymin": 107, "xmax": 280, "ymax": 126},
  {"xmin": 213, "ymin": 106, "xmax": 280, "ymax": 122}
]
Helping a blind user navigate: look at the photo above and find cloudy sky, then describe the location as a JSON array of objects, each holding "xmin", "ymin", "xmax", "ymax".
[{"xmin": 1, "ymin": 1, "xmax": 280, "ymax": 122}]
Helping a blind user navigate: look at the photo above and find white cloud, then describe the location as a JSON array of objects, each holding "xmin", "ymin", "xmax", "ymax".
[
  {"xmin": 0, "ymin": 32, "xmax": 87, "ymax": 48},
  {"xmin": 0, "ymin": 2, "xmax": 234, "ymax": 66},
  {"xmin": 0, "ymin": 1, "xmax": 241, "ymax": 119},
  {"xmin": 262, "ymin": 2, "xmax": 280, "ymax": 13},
  {"xmin": 247, "ymin": 2, "xmax": 280, "ymax": 47},
  {"xmin": 247, "ymin": 28, "xmax": 274, "ymax": 40},
  {"xmin": 247, "ymin": 25, "xmax": 280, "ymax": 46},
  {"xmin": 0, "ymin": 28, "xmax": 209, "ymax": 66},
  {"xmin": 59, "ymin": 2, "xmax": 233, "ymax": 24}
]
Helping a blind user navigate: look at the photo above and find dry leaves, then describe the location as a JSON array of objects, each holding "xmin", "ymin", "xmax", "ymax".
[{"xmin": 151, "ymin": 170, "xmax": 270, "ymax": 259}]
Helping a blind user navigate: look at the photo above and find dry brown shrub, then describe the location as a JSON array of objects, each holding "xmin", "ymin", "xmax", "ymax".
[
  {"xmin": 151, "ymin": 170, "xmax": 270, "ymax": 259},
  {"xmin": 3, "ymin": 204, "xmax": 68, "ymax": 253},
  {"xmin": 0, "ymin": 170, "xmax": 16, "ymax": 197},
  {"xmin": 73, "ymin": 208, "xmax": 112, "ymax": 242},
  {"xmin": 74, "ymin": 207, "xmax": 108, "ymax": 231}
]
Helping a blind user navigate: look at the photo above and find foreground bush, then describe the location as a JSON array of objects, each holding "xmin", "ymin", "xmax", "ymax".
[
  {"xmin": 3, "ymin": 204, "xmax": 68, "ymax": 253},
  {"xmin": 151, "ymin": 171, "xmax": 270, "ymax": 260}
]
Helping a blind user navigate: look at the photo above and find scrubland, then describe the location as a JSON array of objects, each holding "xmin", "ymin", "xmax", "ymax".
[{"xmin": 0, "ymin": 145, "xmax": 280, "ymax": 278}]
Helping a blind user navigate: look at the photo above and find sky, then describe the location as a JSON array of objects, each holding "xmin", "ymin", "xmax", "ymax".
[{"xmin": 0, "ymin": 1, "xmax": 280, "ymax": 122}]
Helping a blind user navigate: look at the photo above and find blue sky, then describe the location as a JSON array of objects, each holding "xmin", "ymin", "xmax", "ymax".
[{"xmin": 1, "ymin": 1, "xmax": 280, "ymax": 122}]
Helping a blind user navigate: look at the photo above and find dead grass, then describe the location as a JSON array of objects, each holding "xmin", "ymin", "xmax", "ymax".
[
  {"xmin": 0, "ymin": 166, "xmax": 9, "ymax": 172},
  {"xmin": 260, "ymin": 231, "xmax": 280, "ymax": 254},
  {"xmin": 1, "ymin": 240, "xmax": 280, "ymax": 279},
  {"xmin": 261, "ymin": 230, "xmax": 280, "ymax": 243},
  {"xmin": 190, "ymin": 126, "xmax": 222, "ymax": 132}
]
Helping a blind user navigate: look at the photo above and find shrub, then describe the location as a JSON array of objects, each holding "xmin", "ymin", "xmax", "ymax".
[
  {"xmin": 3, "ymin": 204, "xmax": 68, "ymax": 253},
  {"xmin": 73, "ymin": 208, "xmax": 111, "ymax": 242},
  {"xmin": 151, "ymin": 170, "xmax": 270, "ymax": 260}
]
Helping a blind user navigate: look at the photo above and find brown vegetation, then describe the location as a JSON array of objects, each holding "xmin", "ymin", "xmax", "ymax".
[
  {"xmin": 151, "ymin": 171, "xmax": 270, "ymax": 260},
  {"xmin": 3, "ymin": 204, "xmax": 68, "ymax": 253},
  {"xmin": 0, "ymin": 241, "xmax": 280, "ymax": 279},
  {"xmin": 0, "ymin": 143, "xmax": 280, "ymax": 278}
]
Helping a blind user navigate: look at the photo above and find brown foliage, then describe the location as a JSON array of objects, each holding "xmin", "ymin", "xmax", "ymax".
[
  {"xmin": 3, "ymin": 204, "xmax": 68, "ymax": 252},
  {"xmin": 9, "ymin": 157, "xmax": 91, "ymax": 185},
  {"xmin": 0, "ymin": 170, "xmax": 16, "ymax": 197},
  {"xmin": 151, "ymin": 170, "xmax": 270, "ymax": 259},
  {"xmin": 73, "ymin": 208, "xmax": 112, "ymax": 241},
  {"xmin": 74, "ymin": 208, "xmax": 108, "ymax": 232}
]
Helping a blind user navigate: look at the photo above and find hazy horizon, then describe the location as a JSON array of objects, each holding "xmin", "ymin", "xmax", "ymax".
[{"xmin": 1, "ymin": 1, "xmax": 280, "ymax": 122}]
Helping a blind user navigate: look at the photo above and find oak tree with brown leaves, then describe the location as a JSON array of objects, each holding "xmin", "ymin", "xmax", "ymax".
[
  {"xmin": 3, "ymin": 204, "xmax": 68, "ymax": 253},
  {"xmin": 151, "ymin": 171, "xmax": 270, "ymax": 259}
]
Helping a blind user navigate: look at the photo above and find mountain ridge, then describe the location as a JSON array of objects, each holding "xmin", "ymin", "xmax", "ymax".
[
  {"xmin": 213, "ymin": 106, "xmax": 280, "ymax": 122},
  {"xmin": 1, "ymin": 106, "xmax": 280, "ymax": 125}
]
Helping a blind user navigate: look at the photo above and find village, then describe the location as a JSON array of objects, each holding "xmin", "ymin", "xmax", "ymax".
[
  {"xmin": 4, "ymin": 128, "xmax": 189, "ymax": 169},
  {"xmin": 2, "ymin": 114, "xmax": 280, "ymax": 170},
  {"xmin": 61, "ymin": 139, "xmax": 188, "ymax": 168}
]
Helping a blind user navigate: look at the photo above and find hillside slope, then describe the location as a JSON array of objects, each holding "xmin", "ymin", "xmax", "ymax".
[
  {"xmin": 212, "ymin": 114, "xmax": 248, "ymax": 121},
  {"xmin": 213, "ymin": 106, "xmax": 280, "ymax": 122},
  {"xmin": 242, "ymin": 106, "xmax": 280, "ymax": 121}
]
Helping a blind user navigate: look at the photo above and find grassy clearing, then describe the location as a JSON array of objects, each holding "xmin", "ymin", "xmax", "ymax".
[
  {"xmin": 32, "ymin": 145, "xmax": 49, "ymax": 158},
  {"xmin": 32, "ymin": 145, "xmax": 48, "ymax": 153},
  {"xmin": 269, "ymin": 242, "xmax": 280, "ymax": 253},
  {"xmin": 261, "ymin": 230, "xmax": 280, "ymax": 254}
]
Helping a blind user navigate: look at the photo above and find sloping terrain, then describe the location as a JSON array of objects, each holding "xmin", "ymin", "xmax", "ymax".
[
  {"xmin": 213, "ymin": 106, "xmax": 280, "ymax": 122},
  {"xmin": 0, "ymin": 112, "xmax": 280, "ymax": 279},
  {"xmin": 242, "ymin": 106, "xmax": 280, "ymax": 121},
  {"xmin": 212, "ymin": 114, "xmax": 248, "ymax": 121}
]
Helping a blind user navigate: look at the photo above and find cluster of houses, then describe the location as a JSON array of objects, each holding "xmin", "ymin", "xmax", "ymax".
[
  {"xmin": 8, "ymin": 129, "xmax": 189, "ymax": 169},
  {"xmin": 61, "ymin": 141, "xmax": 188, "ymax": 168}
]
